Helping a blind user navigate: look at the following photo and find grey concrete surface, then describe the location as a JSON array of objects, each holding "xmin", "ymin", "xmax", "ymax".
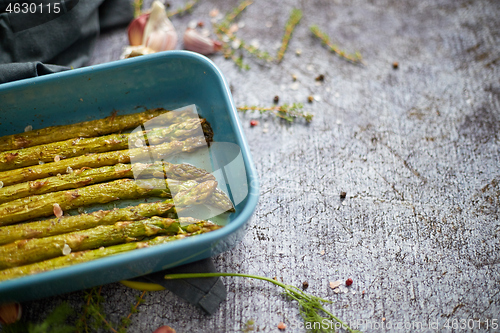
[{"xmin": 15, "ymin": 0, "xmax": 500, "ymax": 332}]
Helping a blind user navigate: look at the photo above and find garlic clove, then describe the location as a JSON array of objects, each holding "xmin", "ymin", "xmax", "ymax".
[
  {"xmin": 0, "ymin": 303, "xmax": 22, "ymax": 325},
  {"xmin": 183, "ymin": 28, "xmax": 222, "ymax": 55},
  {"xmin": 153, "ymin": 326, "xmax": 176, "ymax": 333},
  {"xmin": 128, "ymin": 13, "xmax": 150, "ymax": 46},
  {"xmin": 142, "ymin": 1, "xmax": 177, "ymax": 52},
  {"xmin": 145, "ymin": 25, "xmax": 177, "ymax": 52}
]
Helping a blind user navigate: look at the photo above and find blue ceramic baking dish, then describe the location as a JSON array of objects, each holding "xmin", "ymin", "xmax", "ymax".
[{"xmin": 0, "ymin": 51, "xmax": 259, "ymax": 303}]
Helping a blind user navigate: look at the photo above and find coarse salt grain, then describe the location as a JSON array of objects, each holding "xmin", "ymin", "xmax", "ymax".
[
  {"xmin": 66, "ymin": 166, "xmax": 73, "ymax": 174},
  {"xmin": 54, "ymin": 155, "xmax": 61, "ymax": 162},
  {"xmin": 0, "ymin": 181, "xmax": 3, "ymax": 189},
  {"xmin": 329, "ymin": 280, "xmax": 342, "ymax": 289},
  {"xmin": 188, "ymin": 19, "xmax": 197, "ymax": 29},
  {"xmin": 231, "ymin": 39, "xmax": 241, "ymax": 49},
  {"xmin": 62, "ymin": 244, "xmax": 71, "ymax": 255},
  {"xmin": 39, "ymin": 161, "xmax": 45, "ymax": 165},
  {"xmin": 24, "ymin": 125, "xmax": 33, "ymax": 132},
  {"xmin": 250, "ymin": 39, "xmax": 260, "ymax": 49}
]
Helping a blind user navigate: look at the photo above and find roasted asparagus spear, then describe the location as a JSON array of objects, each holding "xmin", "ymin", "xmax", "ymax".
[
  {"xmin": 0, "ymin": 138, "xmax": 207, "ymax": 187},
  {"xmin": 0, "ymin": 162, "xmax": 215, "ymax": 204},
  {"xmin": 0, "ymin": 218, "xmax": 217, "ymax": 269},
  {"xmin": 0, "ymin": 178, "xmax": 201, "ymax": 226},
  {"xmin": 0, "ymin": 180, "xmax": 218, "ymax": 245},
  {"xmin": 0, "ymin": 118, "xmax": 206, "ymax": 171},
  {"xmin": 0, "ymin": 108, "xmax": 202, "ymax": 152},
  {"xmin": 0, "ymin": 228, "xmax": 221, "ymax": 282}
]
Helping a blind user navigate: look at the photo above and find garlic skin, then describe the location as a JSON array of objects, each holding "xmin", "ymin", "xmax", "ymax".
[
  {"xmin": 128, "ymin": 13, "xmax": 149, "ymax": 46},
  {"xmin": 121, "ymin": 45, "xmax": 156, "ymax": 59},
  {"xmin": 183, "ymin": 28, "xmax": 222, "ymax": 55},
  {"xmin": 142, "ymin": 1, "xmax": 177, "ymax": 52}
]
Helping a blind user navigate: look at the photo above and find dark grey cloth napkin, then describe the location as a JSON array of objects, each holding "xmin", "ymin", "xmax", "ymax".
[
  {"xmin": 0, "ymin": 0, "xmax": 133, "ymax": 82},
  {"xmin": 128, "ymin": 258, "xmax": 227, "ymax": 315},
  {"xmin": 0, "ymin": 0, "xmax": 226, "ymax": 315}
]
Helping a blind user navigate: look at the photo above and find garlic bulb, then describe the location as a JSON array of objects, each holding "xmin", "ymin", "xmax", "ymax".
[
  {"xmin": 142, "ymin": 1, "xmax": 177, "ymax": 51},
  {"xmin": 126, "ymin": 0, "xmax": 177, "ymax": 53},
  {"xmin": 183, "ymin": 28, "xmax": 222, "ymax": 55}
]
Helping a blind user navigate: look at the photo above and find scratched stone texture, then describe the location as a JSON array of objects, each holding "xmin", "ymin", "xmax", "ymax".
[{"xmin": 14, "ymin": 0, "xmax": 500, "ymax": 332}]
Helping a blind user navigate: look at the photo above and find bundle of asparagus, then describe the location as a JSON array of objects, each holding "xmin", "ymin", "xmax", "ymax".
[{"xmin": 0, "ymin": 108, "xmax": 234, "ymax": 282}]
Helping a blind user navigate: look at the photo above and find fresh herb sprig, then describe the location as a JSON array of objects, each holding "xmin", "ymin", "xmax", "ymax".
[
  {"xmin": 74, "ymin": 286, "xmax": 147, "ymax": 333},
  {"xmin": 276, "ymin": 8, "xmax": 303, "ymax": 63},
  {"xmin": 217, "ymin": 24, "xmax": 274, "ymax": 62},
  {"xmin": 164, "ymin": 272, "xmax": 361, "ymax": 333},
  {"xmin": 133, "ymin": 0, "xmax": 143, "ymax": 18},
  {"xmin": 167, "ymin": 0, "xmax": 199, "ymax": 18},
  {"xmin": 214, "ymin": 0, "xmax": 254, "ymax": 70},
  {"xmin": 238, "ymin": 103, "xmax": 313, "ymax": 123},
  {"xmin": 217, "ymin": 0, "xmax": 253, "ymax": 30},
  {"xmin": 3, "ymin": 302, "xmax": 75, "ymax": 333},
  {"xmin": 310, "ymin": 25, "xmax": 364, "ymax": 65}
]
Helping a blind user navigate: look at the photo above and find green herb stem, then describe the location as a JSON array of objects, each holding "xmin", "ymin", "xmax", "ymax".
[
  {"xmin": 164, "ymin": 272, "xmax": 360, "ymax": 333},
  {"xmin": 219, "ymin": 0, "xmax": 253, "ymax": 29},
  {"xmin": 167, "ymin": 0, "xmax": 199, "ymax": 17},
  {"xmin": 217, "ymin": 24, "xmax": 273, "ymax": 62},
  {"xmin": 238, "ymin": 104, "xmax": 313, "ymax": 123},
  {"xmin": 277, "ymin": 8, "xmax": 303, "ymax": 63},
  {"xmin": 133, "ymin": 0, "xmax": 143, "ymax": 18},
  {"xmin": 310, "ymin": 25, "xmax": 364, "ymax": 65}
]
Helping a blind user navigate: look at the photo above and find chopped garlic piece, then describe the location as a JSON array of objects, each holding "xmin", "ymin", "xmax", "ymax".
[
  {"xmin": 53, "ymin": 203, "xmax": 63, "ymax": 218},
  {"xmin": 62, "ymin": 244, "xmax": 71, "ymax": 255}
]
